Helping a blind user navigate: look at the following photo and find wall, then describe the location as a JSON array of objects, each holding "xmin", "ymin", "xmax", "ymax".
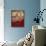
[
  {"xmin": 40, "ymin": 0, "xmax": 46, "ymax": 27},
  {"xmin": 0, "ymin": 0, "xmax": 4, "ymax": 42},
  {"xmin": 4, "ymin": 0, "xmax": 40, "ymax": 42}
]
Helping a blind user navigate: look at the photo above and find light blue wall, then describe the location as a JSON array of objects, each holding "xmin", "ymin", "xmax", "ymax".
[
  {"xmin": 4, "ymin": 0, "xmax": 40, "ymax": 42},
  {"xmin": 40, "ymin": 0, "xmax": 46, "ymax": 27}
]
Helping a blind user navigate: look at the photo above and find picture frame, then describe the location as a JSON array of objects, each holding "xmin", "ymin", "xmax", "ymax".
[{"xmin": 11, "ymin": 10, "xmax": 25, "ymax": 27}]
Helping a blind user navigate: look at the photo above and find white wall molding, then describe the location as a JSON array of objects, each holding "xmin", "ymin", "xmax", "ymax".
[{"xmin": 0, "ymin": 0, "xmax": 4, "ymax": 42}]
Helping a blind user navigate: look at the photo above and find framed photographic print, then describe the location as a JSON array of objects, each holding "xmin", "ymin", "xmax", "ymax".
[{"xmin": 11, "ymin": 10, "xmax": 24, "ymax": 27}]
